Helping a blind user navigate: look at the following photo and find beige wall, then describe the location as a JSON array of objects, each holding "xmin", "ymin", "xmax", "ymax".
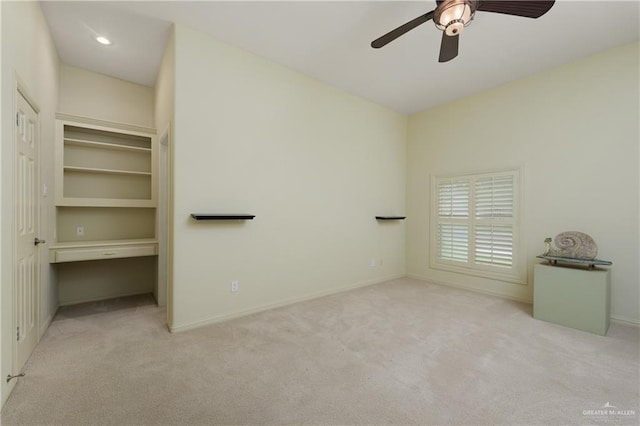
[
  {"xmin": 170, "ymin": 25, "xmax": 407, "ymax": 331},
  {"xmin": 407, "ymin": 42, "xmax": 640, "ymax": 324},
  {"xmin": 59, "ymin": 64, "xmax": 154, "ymax": 128},
  {"xmin": 1, "ymin": 1, "xmax": 60, "ymax": 405}
]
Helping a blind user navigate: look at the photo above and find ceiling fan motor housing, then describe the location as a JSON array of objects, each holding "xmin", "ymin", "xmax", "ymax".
[{"xmin": 434, "ymin": 0, "xmax": 478, "ymax": 36}]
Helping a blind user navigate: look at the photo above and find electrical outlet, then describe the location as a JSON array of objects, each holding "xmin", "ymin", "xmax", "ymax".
[
  {"xmin": 231, "ymin": 280, "xmax": 239, "ymax": 292},
  {"xmin": 76, "ymin": 226, "xmax": 85, "ymax": 237},
  {"xmin": 370, "ymin": 259, "xmax": 376, "ymax": 267}
]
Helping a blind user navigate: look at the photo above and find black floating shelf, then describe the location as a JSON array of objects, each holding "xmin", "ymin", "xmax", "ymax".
[
  {"xmin": 191, "ymin": 214, "xmax": 255, "ymax": 221},
  {"xmin": 375, "ymin": 216, "xmax": 406, "ymax": 220}
]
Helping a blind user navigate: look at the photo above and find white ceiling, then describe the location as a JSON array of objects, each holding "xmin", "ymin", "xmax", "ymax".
[{"xmin": 41, "ymin": 1, "xmax": 640, "ymax": 114}]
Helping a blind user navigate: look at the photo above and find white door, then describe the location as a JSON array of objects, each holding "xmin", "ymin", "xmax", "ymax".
[{"xmin": 14, "ymin": 90, "xmax": 40, "ymax": 373}]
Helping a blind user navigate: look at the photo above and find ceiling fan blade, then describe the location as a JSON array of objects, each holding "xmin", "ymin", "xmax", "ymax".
[
  {"xmin": 438, "ymin": 33, "xmax": 459, "ymax": 63},
  {"xmin": 371, "ymin": 11, "xmax": 435, "ymax": 48},
  {"xmin": 477, "ymin": 1, "xmax": 555, "ymax": 18}
]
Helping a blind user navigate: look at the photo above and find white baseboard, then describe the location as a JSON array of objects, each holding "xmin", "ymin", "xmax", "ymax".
[
  {"xmin": 58, "ymin": 290, "xmax": 151, "ymax": 307},
  {"xmin": 407, "ymin": 274, "xmax": 640, "ymax": 327},
  {"xmin": 39, "ymin": 310, "xmax": 56, "ymax": 339},
  {"xmin": 610, "ymin": 315, "xmax": 640, "ymax": 327},
  {"xmin": 406, "ymin": 273, "xmax": 532, "ymax": 304},
  {"xmin": 169, "ymin": 274, "xmax": 404, "ymax": 333}
]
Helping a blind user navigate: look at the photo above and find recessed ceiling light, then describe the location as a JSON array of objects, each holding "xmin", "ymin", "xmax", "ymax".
[{"xmin": 95, "ymin": 36, "xmax": 112, "ymax": 45}]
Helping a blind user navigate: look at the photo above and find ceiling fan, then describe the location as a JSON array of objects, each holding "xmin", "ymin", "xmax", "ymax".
[{"xmin": 371, "ymin": 0, "xmax": 555, "ymax": 62}]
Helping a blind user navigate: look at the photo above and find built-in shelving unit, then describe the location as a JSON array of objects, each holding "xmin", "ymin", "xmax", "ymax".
[
  {"xmin": 191, "ymin": 214, "xmax": 255, "ymax": 220},
  {"xmin": 50, "ymin": 116, "xmax": 158, "ymax": 264},
  {"xmin": 56, "ymin": 122, "xmax": 155, "ymax": 208},
  {"xmin": 375, "ymin": 216, "xmax": 406, "ymax": 220}
]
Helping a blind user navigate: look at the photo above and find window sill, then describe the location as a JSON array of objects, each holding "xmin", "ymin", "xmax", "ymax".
[{"xmin": 430, "ymin": 261, "xmax": 526, "ymax": 285}]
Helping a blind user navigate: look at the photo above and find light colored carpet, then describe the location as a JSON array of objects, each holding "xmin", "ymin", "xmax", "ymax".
[{"xmin": 1, "ymin": 277, "xmax": 638, "ymax": 425}]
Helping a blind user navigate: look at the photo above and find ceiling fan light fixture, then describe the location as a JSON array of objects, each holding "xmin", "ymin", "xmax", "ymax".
[{"xmin": 434, "ymin": 0, "xmax": 476, "ymax": 36}]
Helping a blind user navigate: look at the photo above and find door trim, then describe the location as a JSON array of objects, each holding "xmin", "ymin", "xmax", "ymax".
[
  {"xmin": 16, "ymin": 78, "xmax": 41, "ymax": 116},
  {"xmin": 157, "ymin": 122, "xmax": 173, "ymax": 313}
]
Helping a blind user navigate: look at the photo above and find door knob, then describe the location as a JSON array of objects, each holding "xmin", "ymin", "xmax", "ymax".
[{"xmin": 34, "ymin": 237, "xmax": 46, "ymax": 246}]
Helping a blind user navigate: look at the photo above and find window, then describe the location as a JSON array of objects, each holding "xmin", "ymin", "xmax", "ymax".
[{"xmin": 430, "ymin": 169, "xmax": 523, "ymax": 284}]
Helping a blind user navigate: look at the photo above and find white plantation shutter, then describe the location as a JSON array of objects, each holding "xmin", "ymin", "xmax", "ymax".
[
  {"xmin": 474, "ymin": 174, "xmax": 514, "ymax": 268},
  {"xmin": 475, "ymin": 175, "xmax": 514, "ymax": 219},
  {"xmin": 432, "ymin": 170, "xmax": 521, "ymax": 283},
  {"xmin": 438, "ymin": 179, "xmax": 469, "ymax": 218},
  {"xmin": 437, "ymin": 179, "xmax": 469, "ymax": 263},
  {"xmin": 475, "ymin": 225, "xmax": 513, "ymax": 267},
  {"xmin": 438, "ymin": 223, "xmax": 469, "ymax": 262}
]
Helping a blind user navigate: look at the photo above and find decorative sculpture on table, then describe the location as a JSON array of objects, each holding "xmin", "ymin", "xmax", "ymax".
[
  {"xmin": 543, "ymin": 231, "xmax": 598, "ymax": 259},
  {"xmin": 538, "ymin": 231, "xmax": 611, "ymax": 270}
]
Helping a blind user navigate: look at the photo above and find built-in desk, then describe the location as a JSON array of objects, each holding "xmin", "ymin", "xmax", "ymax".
[{"xmin": 49, "ymin": 239, "xmax": 157, "ymax": 263}]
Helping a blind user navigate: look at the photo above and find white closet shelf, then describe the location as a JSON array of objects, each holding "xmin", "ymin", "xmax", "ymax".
[
  {"xmin": 63, "ymin": 166, "xmax": 152, "ymax": 176},
  {"xmin": 64, "ymin": 138, "xmax": 151, "ymax": 152},
  {"xmin": 57, "ymin": 198, "xmax": 156, "ymax": 208}
]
